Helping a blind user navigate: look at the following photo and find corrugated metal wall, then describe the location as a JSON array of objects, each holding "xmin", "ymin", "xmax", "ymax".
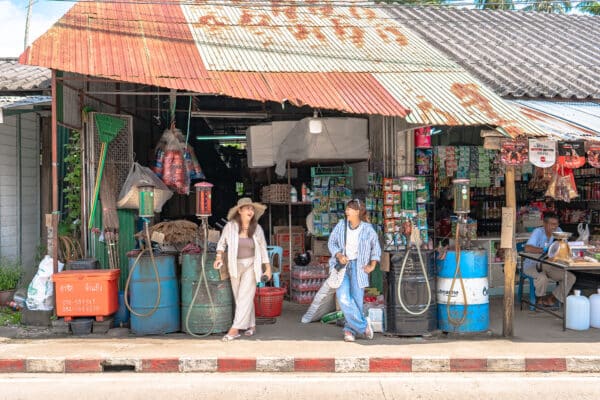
[
  {"xmin": 0, "ymin": 113, "xmax": 41, "ymax": 274},
  {"xmin": 368, "ymin": 115, "xmax": 416, "ymax": 177}
]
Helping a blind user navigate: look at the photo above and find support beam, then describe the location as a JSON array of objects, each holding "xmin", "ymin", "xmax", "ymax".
[
  {"xmin": 503, "ymin": 166, "xmax": 517, "ymax": 337},
  {"xmin": 51, "ymin": 71, "xmax": 59, "ymax": 274}
]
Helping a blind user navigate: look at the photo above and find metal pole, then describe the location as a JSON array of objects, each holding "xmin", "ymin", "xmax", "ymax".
[
  {"xmin": 288, "ymin": 160, "xmax": 292, "ymax": 291},
  {"xmin": 51, "ymin": 71, "xmax": 59, "ymax": 274}
]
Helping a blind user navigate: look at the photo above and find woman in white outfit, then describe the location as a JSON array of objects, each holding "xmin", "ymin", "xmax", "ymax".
[{"xmin": 214, "ymin": 198, "xmax": 272, "ymax": 341}]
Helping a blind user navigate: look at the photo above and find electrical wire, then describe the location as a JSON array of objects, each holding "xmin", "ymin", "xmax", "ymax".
[{"xmin": 445, "ymin": 219, "xmax": 468, "ymax": 327}]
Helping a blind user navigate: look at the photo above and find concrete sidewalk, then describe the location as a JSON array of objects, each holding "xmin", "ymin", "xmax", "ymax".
[{"xmin": 1, "ymin": 298, "xmax": 599, "ymax": 373}]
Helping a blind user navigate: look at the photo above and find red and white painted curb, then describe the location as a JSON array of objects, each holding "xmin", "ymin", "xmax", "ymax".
[{"xmin": 1, "ymin": 356, "xmax": 600, "ymax": 373}]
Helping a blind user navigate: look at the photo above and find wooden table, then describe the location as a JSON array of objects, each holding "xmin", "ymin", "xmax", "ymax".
[{"xmin": 519, "ymin": 252, "xmax": 600, "ymax": 331}]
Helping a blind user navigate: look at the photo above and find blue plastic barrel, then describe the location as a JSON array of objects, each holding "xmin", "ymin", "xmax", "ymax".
[
  {"xmin": 129, "ymin": 254, "xmax": 180, "ymax": 335},
  {"xmin": 437, "ymin": 250, "xmax": 489, "ymax": 333}
]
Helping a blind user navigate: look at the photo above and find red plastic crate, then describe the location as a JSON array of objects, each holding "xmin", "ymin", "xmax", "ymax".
[{"xmin": 52, "ymin": 269, "xmax": 120, "ymax": 321}]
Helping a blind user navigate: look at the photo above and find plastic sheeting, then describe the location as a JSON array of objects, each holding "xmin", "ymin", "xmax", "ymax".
[{"xmin": 274, "ymin": 117, "xmax": 368, "ymax": 176}]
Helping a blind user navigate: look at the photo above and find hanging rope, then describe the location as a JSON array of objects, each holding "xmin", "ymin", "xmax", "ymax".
[{"xmin": 446, "ymin": 221, "xmax": 469, "ymax": 327}]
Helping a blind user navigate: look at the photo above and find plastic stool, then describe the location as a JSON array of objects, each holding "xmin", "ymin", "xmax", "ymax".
[
  {"xmin": 267, "ymin": 245, "xmax": 283, "ymax": 273},
  {"xmin": 516, "ymin": 242, "xmax": 536, "ymax": 311}
]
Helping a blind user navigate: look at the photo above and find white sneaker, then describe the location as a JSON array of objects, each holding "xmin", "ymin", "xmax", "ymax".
[
  {"xmin": 365, "ymin": 317, "xmax": 374, "ymax": 340},
  {"xmin": 344, "ymin": 331, "xmax": 356, "ymax": 342}
]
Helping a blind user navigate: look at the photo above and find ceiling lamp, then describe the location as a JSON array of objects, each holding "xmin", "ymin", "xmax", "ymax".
[{"xmin": 309, "ymin": 110, "xmax": 322, "ymax": 135}]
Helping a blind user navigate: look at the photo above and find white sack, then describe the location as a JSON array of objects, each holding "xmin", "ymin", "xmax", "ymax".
[
  {"xmin": 26, "ymin": 255, "xmax": 64, "ymax": 311},
  {"xmin": 301, "ymin": 280, "xmax": 337, "ymax": 323}
]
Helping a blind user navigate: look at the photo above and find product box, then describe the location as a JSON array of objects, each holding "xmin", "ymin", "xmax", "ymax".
[{"xmin": 311, "ymin": 237, "xmax": 330, "ymax": 256}]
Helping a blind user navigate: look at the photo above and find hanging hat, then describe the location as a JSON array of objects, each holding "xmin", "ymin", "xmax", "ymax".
[{"xmin": 227, "ymin": 197, "xmax": 267, "ymax": 221}]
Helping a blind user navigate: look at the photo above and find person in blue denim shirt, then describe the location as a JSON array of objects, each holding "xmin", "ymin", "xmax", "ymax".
[
  {"xmin": 524, "ymin": 211, "xmax": 575, "ymax": 308},
  {"xmin": 328, "ymin": 199, "xmax": 381, "ymax": 342}
]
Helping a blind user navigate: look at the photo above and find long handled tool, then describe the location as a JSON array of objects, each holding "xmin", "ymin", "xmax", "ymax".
[{"xmin": 88, "ymin": 113, "xmax": 125, "ymax": 229}]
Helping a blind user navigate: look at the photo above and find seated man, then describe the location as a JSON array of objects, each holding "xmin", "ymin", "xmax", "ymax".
[{"xmin": 523, "ymin": 211, "xmax": 576, "ymax": 308}]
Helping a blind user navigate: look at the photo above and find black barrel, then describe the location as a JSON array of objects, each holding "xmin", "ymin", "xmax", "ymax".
[{"xmin": 386, "ymin": 250, "xmax": 436, "ymax": 335}]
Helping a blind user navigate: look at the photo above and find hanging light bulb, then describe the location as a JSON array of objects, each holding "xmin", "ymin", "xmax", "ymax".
[{"xmin": 309, "ymin": 110, "xmax": 322, "ymax": 135}]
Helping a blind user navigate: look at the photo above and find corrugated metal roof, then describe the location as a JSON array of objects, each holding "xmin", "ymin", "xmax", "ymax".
[
  {"xmin": 0, "ymin": 58, "xmax": 50, "ymax": 91},
  {"xmin": 509, "ymin": 100, "xmax": 600, "ymax": 141},
  {"xmin": 382, "ymin": 6, "xmax": 600, "ymax": 100},
  {"xmin": 20, "ymin": 0, "xmax": 546, "ymax": 135},
  {"xmin": 0, "ymin": 95, "xmax": 51, "ymax": 124}
]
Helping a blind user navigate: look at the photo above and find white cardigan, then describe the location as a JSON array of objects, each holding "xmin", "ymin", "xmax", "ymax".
[{"xmin": 216, "ymin": 220, "xmax": 269, "ymax": 282}]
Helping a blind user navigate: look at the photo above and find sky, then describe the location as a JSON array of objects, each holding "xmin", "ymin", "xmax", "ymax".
[{"xmin": 0, "ymin": 0, "xmax": 72, "ymax": 57}]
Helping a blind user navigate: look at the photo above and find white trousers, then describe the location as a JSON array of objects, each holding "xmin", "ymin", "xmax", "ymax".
[{"xmin": 230, "ymin": 257, "xmax": 256, "ymax": 330}]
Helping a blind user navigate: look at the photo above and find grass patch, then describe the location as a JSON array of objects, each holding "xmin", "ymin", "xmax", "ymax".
[{"xmin": 0, "ymin": 307, "xmax": 21, "ymax": 326}]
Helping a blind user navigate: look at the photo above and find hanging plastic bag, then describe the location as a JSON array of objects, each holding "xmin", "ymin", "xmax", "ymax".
[
  {"xmin": 118, "ymin": 162, "xmax": 173, "ymax": 212},
  {"xmin": 153, "ymin": 128, "xmax": 190, "ymax": 195}
]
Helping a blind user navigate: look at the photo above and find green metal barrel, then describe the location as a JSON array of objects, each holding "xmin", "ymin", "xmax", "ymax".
[{"xmin": 181, "ymin": 253, "xmax": 233, "ymax": 334}]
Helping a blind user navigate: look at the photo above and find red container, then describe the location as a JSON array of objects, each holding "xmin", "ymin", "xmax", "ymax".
[
  {"xmin": 52, "ymin": 269, "xmax": 120, "ymax": 321},
  {"xmin": 254, "ymin": 286, "xmax": 286, "ymax": 317}
]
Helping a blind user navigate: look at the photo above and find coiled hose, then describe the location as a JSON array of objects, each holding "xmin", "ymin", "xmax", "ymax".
[
  {"xmin": 184, "ymin": 219, "xmax": 217, "ymax": 338},
  {"xmin": 124, "ymin": 221, "xmax": 161, "ymax": 317},
  {"xmin": 446, "ymin": 221, "xmax": 468, "ymax": 327},
  {"xmin": 397, "ymin": 224, "xmax": 431, "ymax": 316}
]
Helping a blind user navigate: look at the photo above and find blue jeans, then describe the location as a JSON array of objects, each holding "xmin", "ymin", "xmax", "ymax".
[{"xmin": 336, "ymin": 260, "xmax": 367, "ymax": 335}]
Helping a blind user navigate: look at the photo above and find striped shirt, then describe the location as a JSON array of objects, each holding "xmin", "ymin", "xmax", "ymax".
[{"xmin": 327, "ymin": 219, "xmax": 381, "ymax": 288}]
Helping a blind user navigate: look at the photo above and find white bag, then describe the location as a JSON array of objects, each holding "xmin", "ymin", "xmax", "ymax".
[
  {"xmin": 301, "ymin": 280, "xmax": 336, "ymax": 323},
  {"xmin": 26, "ymin": 255, "xmax": 64, "ymax": 311},
  {"xmin": 326, "ymin": 266, "xmax": 347, "ymax": 289},
  {"xmin": 117, "ymin": 162, "xmax": 173, "ymax": 212}
]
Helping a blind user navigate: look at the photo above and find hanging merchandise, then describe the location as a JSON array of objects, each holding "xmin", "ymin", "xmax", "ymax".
[
  {"xmin": 545, "ymin": 164, "xmax": 578, "ymax": 202},
  {"xmin": 528, "ymin": 138, "xmax": 556, "ymax": 168},
  {"xmin": 587, "ymin": 145, "xmax": 600, "ymax": 168},
  {"xmin": 500, "ymin": 138, "xmax": 528, "ymax": 166},
  {"xmin": 557, "ymin": 141, "xmax": 586, "ymax": 169},
  {"xmin": 527, "ymin": 167, "xmax": 553, "ymax": 192},
  {"xmin": 414, "ymin": 126, "xmax": 432, "ymax": 148},
  {"xmin": 118, "ymin": 162, "xmax": 173, "ymax": 212},
  {"xmin": 152, "ymin": 127, "xmax": 195, "ymax": 194}
]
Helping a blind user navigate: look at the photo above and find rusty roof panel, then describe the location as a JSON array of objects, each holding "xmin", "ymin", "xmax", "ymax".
[
  {"xmin": 375, "ymin": 72, "xmax": 546, "ymax": 137},
  {"xmin": 208, "ymin": 71, "xmax": 409, "ymax": 116},
  {"xmin": 181, "ymin": 3, "xmax": 460, "ymax": 73}
]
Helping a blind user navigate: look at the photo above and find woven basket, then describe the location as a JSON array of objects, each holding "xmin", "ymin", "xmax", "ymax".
[{"xmin": 261, "ymin": 184, "xmax": 291, "ymax": 203}]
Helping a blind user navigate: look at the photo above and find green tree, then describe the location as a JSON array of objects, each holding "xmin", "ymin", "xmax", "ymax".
[
  {"xmin": 577, "ymin": 1, "xmax": 600, "ymax": 14},
  {"xmin": 474, "ymin": 0, "xmax": 515, "ymax": 10},
  {"xmin": 523, "ymin": 0, "xmax": 572, "ymax": 13}
]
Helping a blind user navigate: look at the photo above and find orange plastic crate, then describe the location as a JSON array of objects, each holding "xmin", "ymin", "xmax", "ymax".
[{"xmin": 52, "ymin": 269, "xmax": 120, "ymax": 321}]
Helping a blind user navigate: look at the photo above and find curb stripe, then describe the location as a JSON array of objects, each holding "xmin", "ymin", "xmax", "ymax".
[
  {"xmin": 141, "ymin": 358, "xmax": 180, "ymax": 373},
  {"xmin": 526, "ymin": 358, "xmax": 567, "ymax": 372},
  {"xmin": 294, "ymin": 358, "xmax": 335, "ymax": 372},
  {"xmin": 65, "ymin": 359, "xmax": 103, "ymax": 373},
  {"xmin": 369, "ymin": 358, "xmax": 412, "ymax": 372},
  {"xmin": 218, "ymin": 358, "xmax": 256, "ymax": 372},
  {"xmin": 450, "ymin": 358, "xmax": 487, "ymax": 372},
  {"xmin": 0, "ymin": 360, "xmax": 25, "ymax": 373}
]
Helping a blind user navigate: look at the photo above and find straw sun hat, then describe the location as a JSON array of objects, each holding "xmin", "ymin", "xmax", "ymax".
[{"xmin": 226, "ymin": 197, "xmax": 267, "ymax": 221}]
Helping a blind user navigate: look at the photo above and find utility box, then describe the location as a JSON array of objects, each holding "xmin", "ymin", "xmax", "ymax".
[{"xmin": 52, "ymin": 270, "xmax": 120, "ymax": 321}]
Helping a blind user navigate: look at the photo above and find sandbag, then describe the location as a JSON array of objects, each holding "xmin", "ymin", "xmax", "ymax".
[{"xmin": 301, "ymin": 280, "xmax": 336, "ymax": 323}]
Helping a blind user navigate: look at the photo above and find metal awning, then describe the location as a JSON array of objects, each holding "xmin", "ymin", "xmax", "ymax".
[
  {"xmin": 0, "ymin": 95, "xmax": 51, "ymax": 123},
  {"xmin": 509, "ymin": 100, "xmax": 600, "ymax": 142},
  {"xmin": 19, "ymin": 1, "xmax": 544, "ymax": 136}
]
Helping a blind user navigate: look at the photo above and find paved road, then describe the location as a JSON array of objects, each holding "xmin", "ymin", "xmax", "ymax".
[{"xmin": 1, "ymin": 372, "xmax": 599, "ymax": 399}]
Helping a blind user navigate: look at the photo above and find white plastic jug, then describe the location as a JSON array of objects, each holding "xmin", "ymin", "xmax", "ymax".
[
  {"xmin": 566, "ymin": 290, "xmax": 590, "ymax": 331},
  {"xmin": 590, "ymin": 289, "xmax": 600, "ymax": 329}
]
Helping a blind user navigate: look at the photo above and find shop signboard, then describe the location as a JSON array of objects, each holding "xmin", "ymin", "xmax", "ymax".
[
  {"xmin": 528, "ymin": 138, "xmax": 556, "ymax": 168},
  {"xmin": 587, "ymin": 145, "xmax": 600, "ymax": 168},
  {"xmin": 500, "ymin": 138, "xmax": 528, "ymax": 166},
  {"xmin": 557, "ymin": 141, "xmax": 586, "ymax": 169}
]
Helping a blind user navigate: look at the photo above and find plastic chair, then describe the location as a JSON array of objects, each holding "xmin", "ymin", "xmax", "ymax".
[
  {"xmin": 267, "ymin": 245, "xmax": 283, "ymax": 274},
  {"xmin": 516, "ymin": 242, "xmax": 536, "ymax": 311}
]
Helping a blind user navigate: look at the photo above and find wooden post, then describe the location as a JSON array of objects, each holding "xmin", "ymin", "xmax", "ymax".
[
  {"xmin": 51, "ymin": 70, "xmax": 59, "ymax": 274},
  {"xmin": 502, "ymin": 165, "xmax": 517, "ymax": 337}
]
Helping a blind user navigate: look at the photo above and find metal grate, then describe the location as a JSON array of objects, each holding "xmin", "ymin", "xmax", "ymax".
[{"xmin": 89, "ymin": 112, "xmax": 133, "ymax": 192}]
